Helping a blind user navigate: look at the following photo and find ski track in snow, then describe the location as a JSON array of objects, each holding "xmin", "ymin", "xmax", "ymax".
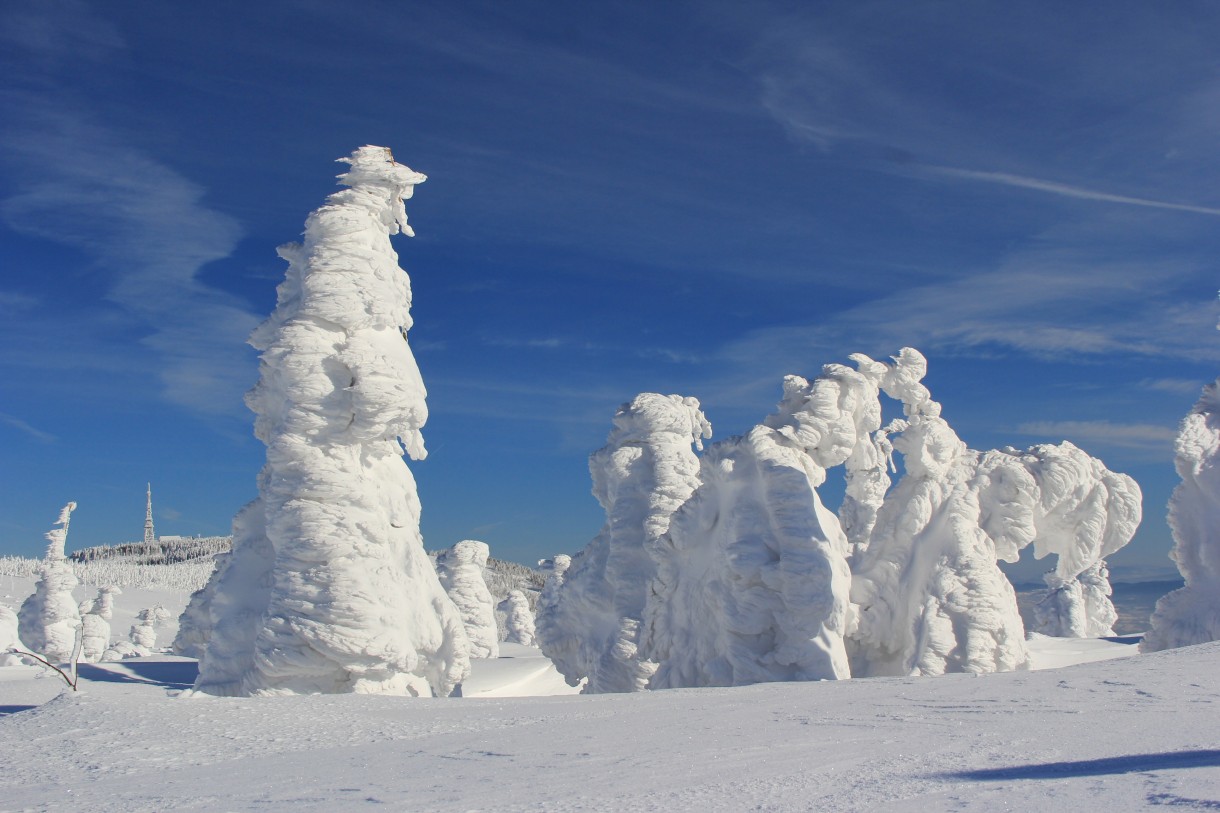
[{"xmin": 1, "ymin": 637, "xmax": 1217, "ymax": 812}]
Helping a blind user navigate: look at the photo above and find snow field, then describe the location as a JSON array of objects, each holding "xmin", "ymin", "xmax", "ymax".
[{"xmin": 0, "ymin": 637, "xmax": 1211, "ymax": 812}]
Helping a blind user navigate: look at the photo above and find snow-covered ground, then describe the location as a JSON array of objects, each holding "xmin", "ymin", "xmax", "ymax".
[{"xmin": 5, "ymin": 619, "xmax": 1217, "ymax": 812}]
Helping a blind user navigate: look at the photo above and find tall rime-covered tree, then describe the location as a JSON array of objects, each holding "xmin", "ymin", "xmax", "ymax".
[
  {"xmin": 17, "ymin": 503, "xmax": 81, "ymax": 663},
  {"xmin": 193, "ymin": 146, "xmax": 469, "ymax": 697}
]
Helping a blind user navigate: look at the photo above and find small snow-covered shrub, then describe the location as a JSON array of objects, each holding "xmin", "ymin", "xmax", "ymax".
[{"xmin": 130, "ymin": 605, "xmax": 172, "ymax": 650}]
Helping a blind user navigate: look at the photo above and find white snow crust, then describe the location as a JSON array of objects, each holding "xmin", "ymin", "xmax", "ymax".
[
  {"xmin": 1142, "ymin": 378, "xmax": 1220, "ymax": 651},
  {"xmin": 192, "ymin": 146, "xmax": 469, "ymax": 697}
]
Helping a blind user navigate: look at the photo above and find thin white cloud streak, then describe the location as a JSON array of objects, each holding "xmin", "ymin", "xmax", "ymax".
[
  {"xmin": 0, "ymin": 412, "xmax": 57, "ymax": 443},
  {"xmin": 1014, "ymin": 420, "xmax": 1176, "ymax": 451},
  {"xmin": 926, "ymin": 166, "xmax": 1220, "ymax": 218}
]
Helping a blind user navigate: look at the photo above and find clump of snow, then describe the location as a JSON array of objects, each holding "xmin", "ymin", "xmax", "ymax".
[
  {"xmin": 437, "ymin": 541, "xmax": 499, "ymax": 659},
  {"xmin": 645, "ymin": 360, "xmax": 882, "ymax": 688},
  {"xmin": 17, "ymin": 502, "xmax": 82, "ymax": 663},
  {"xmin": 193, "ymin": 146, "xmax": 469, "ymax": 697},
  {"xmin": 499, "ymin": 590, "xmax": 536, "ymax": 646},
  {"xmin": 1142, "ymin": 378, "xmax": 1220, "ymax": 652},
  {"xmin": 79, "ymin": 586, "xmax": 122, "ymax": 663},
  {"xmin": 537, "ymin": 394, "xmax": 710, "ymax": 693}
]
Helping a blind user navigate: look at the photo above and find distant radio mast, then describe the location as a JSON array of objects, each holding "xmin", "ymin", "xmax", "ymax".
[{"xmin": 144, "ymin": 483, "xmax": 156, "ymax": 546}]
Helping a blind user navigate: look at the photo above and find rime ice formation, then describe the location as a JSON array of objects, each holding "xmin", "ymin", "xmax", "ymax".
[
  {"xmin": 438, "ymin": 541, "xmax": 499, "ymax": 659},
  {"xmin": 849, "ymin": 351, "xmax": 1032, "ymax": 677},
  {"xmin": 1015, "ymin": 442, "xmax": 1141, "ymax": 638},
  {"xmin": 849, "ymin": 351, "xmax": 1142, "ymax": 675},
  {"xmin": 17, "ymin": 503, "xmax": 81, "ymax": 663},
  {"xmin": 193, "ymin": 146, "xmax": 470, "ymax": 697},
  {"xmin": 1143, "ymin": 378, "xmax": 1220, "ymax": 652},
  {"xmin": 172, "ymin": 551, "xmax": 230, "ymax": 660},
  {"xmin": 537, "ymin": 394, "xmax": 710, "ymax": 693},
  {"xmin": 499, "ymin": 590, "xmax": 537, "ymax": 646},
  {"xmin": 534, "ymin": 555, "xmax": 581, "ymax": 683},
  {"xmin": 644, "ymin": 360, "xmax": 883, "ymax": 689},
  {"xmin": 130, "ymin": 605, "xmax": 172, "ymax": 651},
  {"xmin": 0, "ymin": 606, "xmax": 24, "ymax": 666},
  {"xmin": 79, "ymin": 586, "xmax": 122, "ymax": 663}
]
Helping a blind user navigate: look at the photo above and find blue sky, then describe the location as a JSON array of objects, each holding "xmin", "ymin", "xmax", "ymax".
[{"xmin": 1, "ymin": 0, "xmax": 1217, "ymax": 581}]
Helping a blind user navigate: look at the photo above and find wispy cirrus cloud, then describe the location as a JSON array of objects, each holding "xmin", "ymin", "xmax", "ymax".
[
  {"xmin": 923, "ymin": 166, "xmax": 1220, "ymax": 219},
  {"xmin": 0, "ymin": 411, "xmax": 57, "ymax": 443},
  {"xmin": 0, "ymin": 3, "xmax": 258, "ymax": 416}
]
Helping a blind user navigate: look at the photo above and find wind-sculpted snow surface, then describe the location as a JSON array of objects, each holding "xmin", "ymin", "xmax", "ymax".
[
  {"xmin": 17, "ymin": 503, "xmax": 81, "ymax": 663},
  {"xmin": 499, "ymin": 590, "xmax": 537, "ymax": 646},
  {"xmin": 193, "ymin": 146, "xmax": 469, "ymax": 697},
  {"xmin": 1143, "ymin": 378, "xmax": 1220, "ymax": 652},
  {"xmin": 437, "ymin": 541, "xmax": 498, "ymax": 659},
  {"xmin": 538, "ymin": 394, "xmax": 710, "ymax": 693},
  {"xmin": 645, "ymin": 360, "xmax": 884, "ymax": 688}
]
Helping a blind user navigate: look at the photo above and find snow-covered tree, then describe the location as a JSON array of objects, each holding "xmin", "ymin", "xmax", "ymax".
[
  {"xmin": 130, "ymin": 605, "xmax": 172, "ymax": 652},
  {"xmin": 437, "ymin": 541, "xmax": 498, "ymax": 659},
  {"xmin": 79, "ymin": 586, "xmax": 122, "ymax": 663},
  {"xmin": 1143, "ymin": 378, "xmax": 1220, "ymax": 652},
  {"xmin": 498, "ymin": 590, "xmax": 536, "ymax": 646},
  {"xmin": 17, "ymin": 503, "xmax": 81, "ymax": 663},
  {"xmin": 534, "ymin": 555, "xmax": 580, "ymax": 681},
  {"xmin": 538, "ymin": 394, "xmax": 710, "ymax": 693},
  {"xmin": 193, "ymin": 146, "xmax": 469, "ymax": 697},
  {"xmin": 172, "ymin": 551, "xmax": 231, "ymax": 660},
  {"xmin": 0, "ymin": 605, "xmax": 25, "ymax": 667},
  {"xmin": 1015, "ymin": 442, "xmax": 1140, "ymax": 638},
  {"xmin": 644, "ymin": 359, "xmax": 883, "ymax": 689},
  {"xmin": 849, "ymin": 351, "xmax": 1033, "ymax": 677}
]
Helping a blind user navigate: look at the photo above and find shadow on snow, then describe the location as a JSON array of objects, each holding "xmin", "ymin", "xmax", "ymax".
[
  {"xmin": 77, "ymin": 659, "xmax": 198, "ymax": 690},
  {"xmin": 945, "ymin": 749, "xmax": 1220, "ymax": 781}
]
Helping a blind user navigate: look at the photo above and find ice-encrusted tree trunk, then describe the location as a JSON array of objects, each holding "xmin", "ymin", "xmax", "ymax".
[
  {"xmin": 499, "ymin": 590, "xmax": 537, "ymax": 646},
  {"xmin": 1143, "ymin": 378, "xmax": 1220, "ymax": 652},
  {"xmin": 437, "ymin": 541, "xmax": 498, "ymax": 659},
  {"xmin": 193, "ymin": 146, "xmax": 469, "ymax": 697},
  {"xmin": 79, "ymin": 586, "xmax": 121, "ymax": 663},
  {"xmin": 17, "ymin": 503, "xmax": 81, "ymax": 663},
  {"xmin": 644, "ymin": 359, "xmax": 883, "ymax": 688},
  {"xmin": 537, "ymin": 394, "xmax": 710, "ymax": 693}
]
